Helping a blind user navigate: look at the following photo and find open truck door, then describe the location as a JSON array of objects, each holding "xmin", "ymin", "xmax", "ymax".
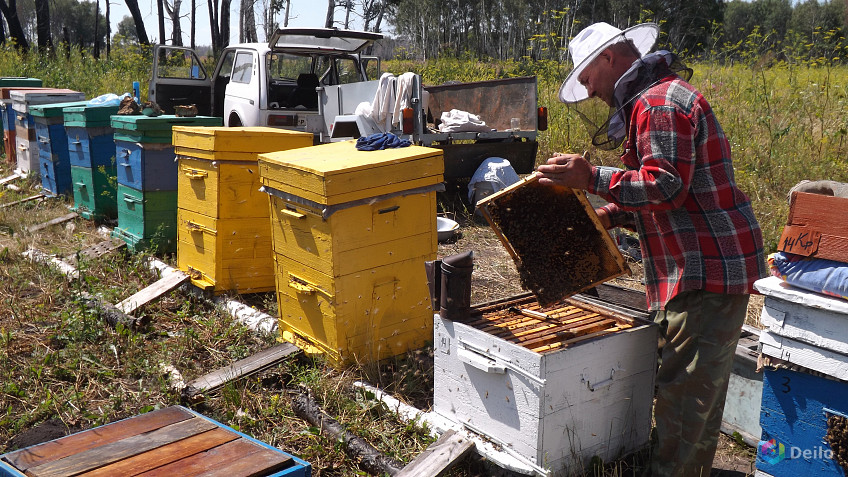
[{"xmin": 149, "ymin": 45, "xmax": 213, "ymax": 115}]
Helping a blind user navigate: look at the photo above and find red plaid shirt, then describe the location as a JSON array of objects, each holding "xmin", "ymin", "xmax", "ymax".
[{"xmin": 588, "ymin": 75, "xmax": 766, "ymax": 311}]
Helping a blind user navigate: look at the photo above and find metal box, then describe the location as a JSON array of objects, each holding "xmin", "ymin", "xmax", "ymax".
[
  {"xmin": 434, "ymin": 294, "xmax": 657, "ymax": 476},
  {"xmin": 173, "ymin": 127, "xmax": 313, "ymax": 293},
  {"xmin": 259, "ymin": 141, "xmax": 443, "ymax": 365},
  {"xmin": 0, "ymin": 405, "xmax": 310, "ymax": 477},
  {"xmin": 10, "ymin": 89, "xmax": 84, "ymax": 172},
  {"xmin": 112, "ymin": 184, "xmax": 178, "ymax": 253}
]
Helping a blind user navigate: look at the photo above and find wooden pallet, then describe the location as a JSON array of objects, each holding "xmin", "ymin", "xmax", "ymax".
[{"xmin": 0, "ymin": 406, "xmax": 309, "ymax": 477}]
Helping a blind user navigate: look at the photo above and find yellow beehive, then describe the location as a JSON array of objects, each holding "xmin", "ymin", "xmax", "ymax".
[
  {"xmin": 177, "ymin": 208, "xmax": 275, "ymax": 292},
  {"xmin": 258, "ymin": 140, "xmax": 444, "ymax": 365},
  {"xmin": 174, "ymin": 126, "xmax": 313, "ymax": 293}
]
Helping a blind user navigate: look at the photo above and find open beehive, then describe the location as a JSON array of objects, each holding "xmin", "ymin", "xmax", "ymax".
[
  {"xmin": 463, "ymin": 292, "xmax": 640, "ymax": 353},
  {"xmin": 476, "ymin": 172, "xmax": 628, "ymax": 306},
  {"xmin": 433, "ymin": 291, "xmax": 656, "ymax": 475}
]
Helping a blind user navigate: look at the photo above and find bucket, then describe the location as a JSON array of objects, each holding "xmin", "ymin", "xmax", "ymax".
[{"xmin": 439, "ymin": 251, "xmax": 474, "ymax": 321}]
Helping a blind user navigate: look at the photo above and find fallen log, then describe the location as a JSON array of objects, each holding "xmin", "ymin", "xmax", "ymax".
[{"xmin": 291, "ymin": 388, "xmax": 403, "ymax": 476}]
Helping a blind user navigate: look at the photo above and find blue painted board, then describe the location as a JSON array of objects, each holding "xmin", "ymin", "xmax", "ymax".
[
  {"xmin": 38, "ymin": 153, "xmax": 71, "ymax": 195},
  {"xmin": 756, "ymin": 367, "xmax": 848, "ymax": 477},
  {"xmin": 67, "ymin": 126, "xmax": 115, "ymax": 168},
  {"xmin": 115, "ymin": 140, "xmax": 177, "ymax": 191}
]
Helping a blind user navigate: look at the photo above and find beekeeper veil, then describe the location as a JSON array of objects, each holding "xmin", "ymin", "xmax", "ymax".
[{"xmin": 559, "ymin": 22, "xmax": 692, "ymax": 150}]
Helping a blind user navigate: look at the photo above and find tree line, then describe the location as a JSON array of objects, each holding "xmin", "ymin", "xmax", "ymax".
[{"xmin": 0, "ymin": 0, "xmax": 845, "ymax": 64}]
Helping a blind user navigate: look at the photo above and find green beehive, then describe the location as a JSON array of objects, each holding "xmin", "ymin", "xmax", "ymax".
[
  {"xmin": 71, "ymin": 165, "xmax": 117, "ymax": 221},
  {"xmin": 112, "ymin": 184, "xmax": 178, "ymax": 253},
  {"xmin": 110, "ymin": 115, "xmax": 222, "ymax": 143}
]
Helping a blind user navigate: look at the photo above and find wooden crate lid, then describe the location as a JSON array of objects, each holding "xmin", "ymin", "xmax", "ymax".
[
  {"xmin": 62, "ymin": 104, "xmax": 120, "ymax": 126},
  {"xmin": 258, "ymin": 140, "xmax": 444, "ymax": 205},
  {"xmin": 29, "ymin": 100, "xmax": 91, "ymax": 118},
  {"xmin": 172, "ymin": 126, "xmax": 313, "ymax": 157},
  {"xmin": 110, "ymin": 115, "xmax": 222, "ymax": 132},
  {"xmin": 0, "ymin": 87, "xmax": 48, "ymax": 100},
  {"xmin": 0, "ymin": 77, "xmax": 42, "ymax": 88},
  {"xmin": 9, "ymin": 90, "xmax": 84, "ymax": 110},
  {"xmin": 477, "ymin": 173, "xmax": 628, "ymax": 306}
]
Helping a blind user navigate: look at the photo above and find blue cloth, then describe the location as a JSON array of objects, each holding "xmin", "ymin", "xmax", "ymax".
[
  {"xmin": 769, "ymin": 251, "xmax": 848, "ymax": 300},
  {"xmin": 355, "ymin": 132, "xmax": 411, "ymax": 151}
]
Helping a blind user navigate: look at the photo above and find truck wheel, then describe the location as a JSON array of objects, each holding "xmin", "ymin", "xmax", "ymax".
[{"xmin": 229, "ymin": 115, "xmax": 242, "ymax": 127}]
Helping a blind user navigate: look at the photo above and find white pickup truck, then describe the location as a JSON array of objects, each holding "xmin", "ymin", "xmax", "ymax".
[{"xmin": 149, "ymin": 27, "xmax": 545, "ymax": 179}]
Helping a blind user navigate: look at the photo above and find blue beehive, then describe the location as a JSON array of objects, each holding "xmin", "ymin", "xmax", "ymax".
[
  {"xmin": 28, "ymin": 100, "xmax": 89, "ymax": 195},
  {"xmin": 757, "ymin": 367, "xmax": 848, "ymax": 477},
  {"xmin": 64, "ymin": 104, "xmax": 120, "ymax": 220}
]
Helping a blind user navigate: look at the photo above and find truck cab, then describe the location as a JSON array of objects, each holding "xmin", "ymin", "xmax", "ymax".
[{"xmin": 149, "ymin": 28, "xmax": 383, "ymax": 134}]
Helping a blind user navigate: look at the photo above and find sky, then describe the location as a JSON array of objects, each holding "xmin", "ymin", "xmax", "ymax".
[{"xmin": 108, "ymin": 0, "xmax": 366, "ymax": 47}]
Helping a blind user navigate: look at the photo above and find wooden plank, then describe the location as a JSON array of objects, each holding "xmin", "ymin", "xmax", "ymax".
[
  {"xmin": 184, "ymin": 342, "xmax": 300, "ymax": 400},
  {"xmin": 78, "ymin": 428, "xmax": 239, "ymax": 477},
  {"xmin": 0, "ymin": 193, "xmax": 45, "ymax": 209},
  {"xmin": 27, "ymin": 416, "xmax": 217, "ymax": 477},
  {"xmin": 115, "ymin": 270, "xmax": 189, "ymax": 314},
  {"xmin": 3, "ymin": 407, "xmax": 193, "ymax": 472},
  {"xmin": 133, "ymin": 438, "xmax": 289, "ymax": 477},
  {"xmin": 0, "ymin": 171, "xmax": 23, "ymax": 186},
  {"xmin": 27, "ymin": 212, "xmax": 78, "ymax": 233},
  {"xmin": 395, "ymin": 429, "xmax": 475, "ymax": 477},
  {"xmin": 66, "ymin": 239, "xmax": 127, "ymax": 265}
]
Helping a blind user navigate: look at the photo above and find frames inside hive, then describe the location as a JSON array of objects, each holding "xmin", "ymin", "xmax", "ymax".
[{"xmin": 477, "ymin": 173, "xmax": 628, "ymax": 306}]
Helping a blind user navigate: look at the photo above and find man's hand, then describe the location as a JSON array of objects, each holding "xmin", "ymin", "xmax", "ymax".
[{"xmin": 536, "ymin": 153, "xmax": 592, "ymax": 190}]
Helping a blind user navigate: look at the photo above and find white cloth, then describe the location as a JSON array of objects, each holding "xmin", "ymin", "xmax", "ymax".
[
  {"xmin": 438, "ymin": 109, "xmax": 492, "ymax": 133},
  {"xmin": 370, "ymin": 72, "xmax": 396, "ymax": 131},
  {"xmin": 467, "ymin": 157, "xmax": 520, "ymax": 202},
  {"xmin": 392, "ymin": 72, "xmax": 416, "ymax": 127}
]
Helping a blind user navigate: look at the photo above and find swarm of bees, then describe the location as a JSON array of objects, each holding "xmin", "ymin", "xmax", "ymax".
[{"xmin": 827, "ymin": 414, "xmax": 848, "ymax": 471}]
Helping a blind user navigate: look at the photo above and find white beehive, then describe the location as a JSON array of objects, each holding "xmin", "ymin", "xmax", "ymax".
[{"xmin": 433, "ymin": 293, "xmax": 657, "ymax": 476}]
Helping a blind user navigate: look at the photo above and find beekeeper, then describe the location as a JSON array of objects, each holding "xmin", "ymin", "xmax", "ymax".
[{"xmin": 535, "ymin": 22, "xmax": 767, "ymax": 476}]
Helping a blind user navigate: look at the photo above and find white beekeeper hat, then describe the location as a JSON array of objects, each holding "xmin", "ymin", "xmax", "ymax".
[{"xmin": 558, "ymin": 22, "xmax": 660, "ymax": 103}]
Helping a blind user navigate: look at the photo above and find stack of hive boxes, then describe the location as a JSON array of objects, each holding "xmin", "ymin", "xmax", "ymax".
[
  {"xmin": 65, "ymin": 103, "xmax": 120, "ymax": 220},
  {"xmin": 258, "ymin": 141, "xmax": 443, "ymax": 366},
  {"xmin": 111, "ymin": 115, "xmax": 182, "ymax": 253},
  {"xmin": 172, "ymin": 126, "xmax": 313, "ymax": 294},
  {"xmin": 756, "ymin": 191, "xmax": 848, "ymax": 477},
  {"xmin": 110, "ymin": 115, "xmax": 221, "ymax": 253},
  {"xmin": 10, "ymin": 89, "xmax": 84, "ymax": 173},
  {"xmin": 0, "ymin": 78, "xmax": 42, "ymax": 164},
  {"xmin": 29, "ymin": 100, "xmax": 90, "ymax": 195}
]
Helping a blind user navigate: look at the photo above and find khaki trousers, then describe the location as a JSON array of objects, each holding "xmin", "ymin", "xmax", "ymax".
[{"xmin": 650, "ymin": 290, "xmax": 750, "ymax": 477}]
